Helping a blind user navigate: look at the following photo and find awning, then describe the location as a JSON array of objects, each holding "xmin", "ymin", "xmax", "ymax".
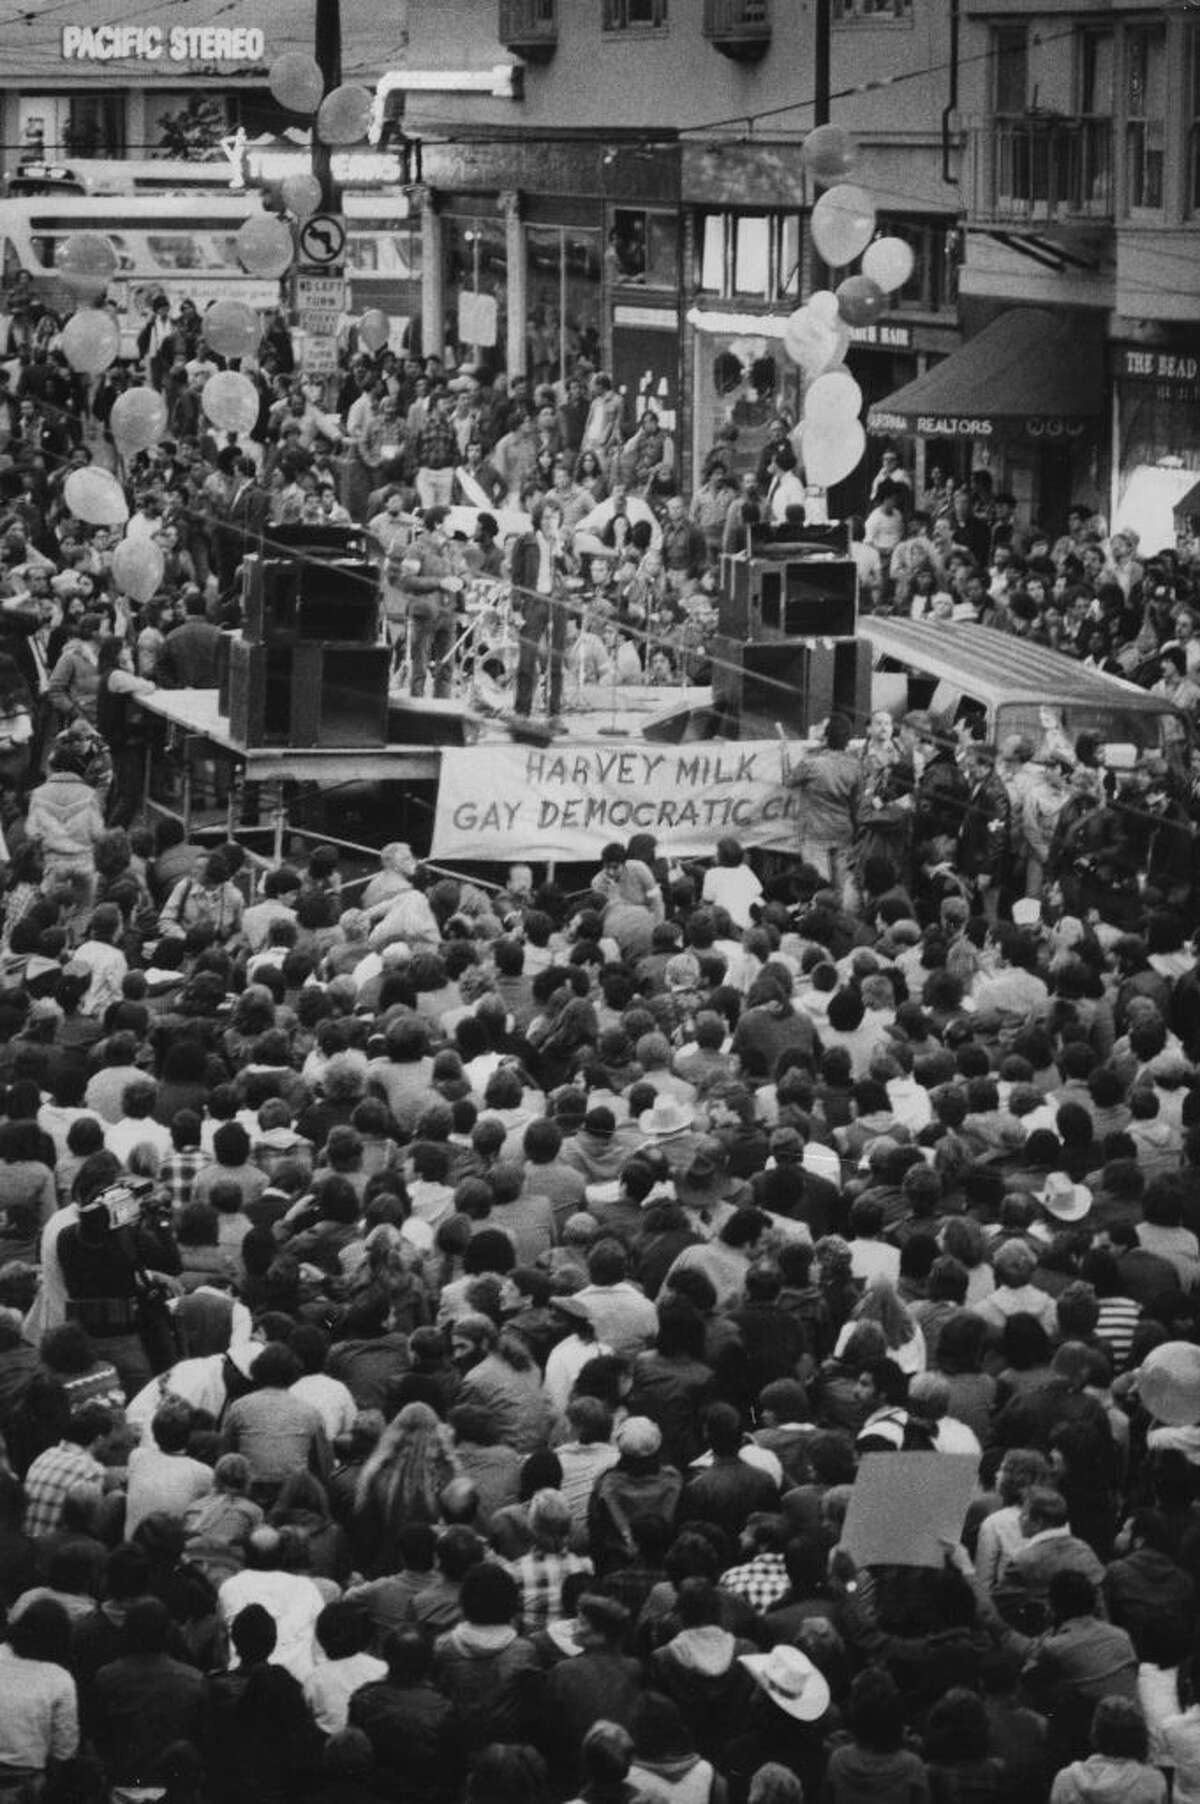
[{"xmin": 866, "ymin": 307, "xmax": 1103, "ymax": 441}]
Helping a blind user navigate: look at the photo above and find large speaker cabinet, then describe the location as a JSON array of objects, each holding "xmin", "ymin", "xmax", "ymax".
[
  {"xmin": 710, "ymin": 635, "xmax": 872, "ymax": 737},
  {"xmin": 229, "ymin": 641, "xmax": 390, "ymax": 748}
]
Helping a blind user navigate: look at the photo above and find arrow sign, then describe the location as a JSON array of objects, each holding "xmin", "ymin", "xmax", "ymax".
[{"xmin": 299, "ymin": 212, "xmax": 346, "ymax": 268}]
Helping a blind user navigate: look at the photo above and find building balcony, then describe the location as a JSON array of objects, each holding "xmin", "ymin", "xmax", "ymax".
[
  {"xmin": 968, "ymin": 115, "xmax": 1114, "ymax": 228},
  {"xmin": 498, "ymin": 0, "xmax": 557, "ymax": 62},
  {"xmin": 702, "ymin": 0, "xmax": 771, "ymax": 61}
]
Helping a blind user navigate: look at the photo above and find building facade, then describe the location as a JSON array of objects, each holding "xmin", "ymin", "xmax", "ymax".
[
  {"xmin": 397, "ymin": 0, "xmax": 961, "ymax": 506},
  {"xmin": 955, "ymin": 0, "xmax": 1200, "ymax": 542}
]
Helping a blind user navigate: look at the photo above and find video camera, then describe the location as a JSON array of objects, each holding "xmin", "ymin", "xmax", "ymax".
[{"xmin": 84, "ymin": 1176, "xmax": 156, "ymax": 1232}]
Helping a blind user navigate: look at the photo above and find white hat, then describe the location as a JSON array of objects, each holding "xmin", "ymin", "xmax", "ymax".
[
  {"xmin": 1011, "ymin": 898, "xmax": 1042, "ymax": 928},
  {"xmin": 637, "ymin": 1095, "xmax": 694, "ymax": 1140},
  {"xmin": 740, "ymin": 1645, "xmax": 831, "ymax": 1723},
  {"xmin": 1037, "ymin": 1171, "xmax": 1092, "ymax": 1223}
]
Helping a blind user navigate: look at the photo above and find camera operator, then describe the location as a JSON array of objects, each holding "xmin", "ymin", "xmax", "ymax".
[{"xmin": 56, "ymin": 1163, "xmax": 180, "ymax": 1395}]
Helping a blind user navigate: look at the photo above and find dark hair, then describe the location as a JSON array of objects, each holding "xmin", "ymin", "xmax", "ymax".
[{"xmin": 848, "ymin": 1667, "xmax": 905, "ymax": 1752}]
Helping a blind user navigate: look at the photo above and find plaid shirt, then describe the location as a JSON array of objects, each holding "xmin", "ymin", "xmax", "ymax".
[
  {"xmin": 162, "ymin": 1148, "xmax": 208, "ymax": 1214},
  {"xmin": 23, "ymin": 1442, "xmax": 105, "ymax": 1538},
  {"xmin": 414, "ymin": 415, "xmax": 459, "ymax": 472},
  {"xmin": 505, "ymin": 1548, "xmax": 594, "ymax": 1632},
  {"xmin": 719, "ymin": 1551, "xmax": 791, "ymax": 1615}
]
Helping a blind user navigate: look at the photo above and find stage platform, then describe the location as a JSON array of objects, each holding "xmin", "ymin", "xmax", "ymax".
[{"xmin": 137, "ymin": 684, "xmax": 713, "ymax": 864}]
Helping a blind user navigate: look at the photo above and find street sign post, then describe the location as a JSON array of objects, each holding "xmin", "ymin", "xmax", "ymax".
[{"xmin": 297, "ymin": 269, "xmax": 344, "ymax": 375}]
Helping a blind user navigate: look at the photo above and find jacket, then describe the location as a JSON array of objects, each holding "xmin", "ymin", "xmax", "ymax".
[
  {"xmin": 431, "ymin": 1622, "xmax": 541, "ymax": 1752},
  {"xmin": 47, "ymin": 644, "xmax": 101, "ymax": 724},
  {"xmin": 156, "ymin": 619, "xmax": 221, "ymax": 688},
  {"xmin": 25, "ymin": 771, "xmax": 105, "ymax": 862},
  {"xmin": 1050, "ymin": 1754, "xmax": 1165, "ymax": 1804}
]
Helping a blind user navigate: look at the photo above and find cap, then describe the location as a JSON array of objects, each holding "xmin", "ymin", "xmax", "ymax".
[
  {"xmin": 769, "ymin": 1127, "xmax": 805, "ymax": 1159},
  {"xmin": 584, "ymin": 1106, "xmax": 616, "ymax": 1139}
]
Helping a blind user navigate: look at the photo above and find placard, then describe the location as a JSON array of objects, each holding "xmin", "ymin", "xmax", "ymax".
[{"xmin": 841, "ymin": 1452, "xmax": 979, "ymax": 1570}]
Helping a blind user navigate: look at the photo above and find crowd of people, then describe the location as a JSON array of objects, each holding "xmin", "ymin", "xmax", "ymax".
[{"xmin": 0, "ymin": 291, "xmax": 1198, "ymax": 1804}]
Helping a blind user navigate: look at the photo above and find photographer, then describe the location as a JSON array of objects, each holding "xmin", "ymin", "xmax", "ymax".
[{"xmin": 56, "ymin": 1170, "xmax": 180, "ymax": 1395}]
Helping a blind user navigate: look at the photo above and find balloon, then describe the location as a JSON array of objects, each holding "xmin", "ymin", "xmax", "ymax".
[
  {"xmin": 235, "ymin": 216, "xmax": 295, "ymax": 281},
  {"xmin": 63, "ymin": 467, "xmax": 129, "ymax": 527},
  {"xmin": 56, "ymin": 232, "xmax": 119, "ymax": 295},
  {"xmin": 281, "ymin": 172, "xmax": 323, "ymax": 220},
  {"xmin": 269, "ymin": 51, "xmax": 324, "ymax": 115},
  {"xmin": 862, "ymin": 235, "xmax": 915, "ymax": 295},
  {"xmin": 111, "ymin": 535, "xmax": 165, "ymax": 606},
  {"xmin": 202, "ymin": 370, "xmax": 260, "ymax": 435},
  {"xmin": 202, "ymin": 299, "xmax": 262, "ymax": 362},
  {"xmin": 836, "ymin": 273, "xmax": 886, "ymax": 327},
  {"xmin": 802, "ymin": 123, "xmax": 858, "ymax": 187},
  {"xmin": 59, "ymin": 310, "xmax": 120, "ymax": 376},
  {"xmin": 1140, "ymin": 1342, "xmax": 1200, "ymax": 1426},
  {"xmin": 800, "ymin": 419, "xmax": 866, "ymax": 489},
  {"xmin": 317, "ymin": 84, "xmax": 373, "ymax": 146},
  {"xmin": 781, "ymin": 306, "xmax": 838, "ymax": 378},
  {"xmin": 358, "ymin": 308, "xmax": 390, "ymax": 354},
  {"xmin": 109, "ymin": 386, "xmax": 168, "ymax": 453},
  {"xmin": 808, "ymin": 289, "xmax": 840, "ymax": 325},
  {"xmin": 825, "ymin": 321, "xmax": 852, "ymax": 370},
  {"xmin": 811, "ymin": 183, "xmax": 876, "ymax": 268},
  {"xmin": 804, "ymin": 368, "xmax": 864, "ymax": 428}
]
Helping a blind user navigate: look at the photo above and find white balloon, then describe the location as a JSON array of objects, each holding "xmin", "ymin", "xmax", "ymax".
[
  {"xmin": 59, "ymin": 310, "xmax": 121, "ymax": 376},
  {"xmin": 808, "ymin": 290, "xmax": 841, "ymax": 325},
  {"xmin": 800, "ymin": 419, "xmax": 866, "ymax": 489},
  {"xmin": 64, "ymin": 466, "xmax": 129, "ymax": 527},
  {"xmin": 235, "ymin": 216, "xmax": 295, "ymax": 281},
  {"xmin": 804, "ymin": 368, "xmax": 864, "ymax": 427},
  {"xmin": 810, "ymin": 184, "xmax": 876, "ymax": 269},
  {"xmin": 862, "ymin": 235, "xmax": 916, "ymax": 295},
  {"xmin": 202, "ymin": 371, "xmax": 260, "ymax": 435},
  {"xmin": 782, "ymin": 306, "xmax": 838, "ymax": 378}
]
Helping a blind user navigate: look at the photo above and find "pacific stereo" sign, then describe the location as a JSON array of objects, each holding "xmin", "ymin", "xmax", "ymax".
[{"xmin": 61, "ymin": 24, "xmax": 266, "ymax": 62}]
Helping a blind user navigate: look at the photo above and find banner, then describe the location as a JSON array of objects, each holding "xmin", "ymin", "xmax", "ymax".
[{"xmin": 431, "ymin": 739, "xmax": 805, "ymax": 863}]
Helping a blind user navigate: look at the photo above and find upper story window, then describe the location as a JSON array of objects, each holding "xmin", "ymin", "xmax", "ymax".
[
  {"xmin": 603, "ymin": 0, "xmax": 667, "ymax": 31},
  {"xmin": 1125, "ymin": 24, "xmax": 1165, "ymax": 213},
  {"xmin": 993, "ymin": 24, "xmax": 1028, "ymax": 116},
  {"xmin": 697, "ymin": 211, "xmax": 801, "ymax": 302},
  {"xmin": 609, "ymin": 207, "xmax": 677, "ymax": 288},
  {"xmin": 1080, "ymin": 29, "xmax": 1114, "ymax": 116},
  {"xmin": 832, "ymin": 0, "xmax": 912, "ymax": 22},
  {"xmin": 1188, "ymin": 28, "xmax": 1200, "ymax": 213}
]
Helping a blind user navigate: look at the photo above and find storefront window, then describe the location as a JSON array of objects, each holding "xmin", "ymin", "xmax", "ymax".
[
  {"xmin": 525, "ymin": 224, "xmax": 602, "ymax": 382},
  {"xmin": 443, "ymin": 212, "xmax": 507, "ymax": 369},
  {"xmin": 18, "ymin": 93, "xmax": 124, "ymax": 163},
  {"xmin": 609, "ymin": 208, "xmax": 677, "ymax": 289}
]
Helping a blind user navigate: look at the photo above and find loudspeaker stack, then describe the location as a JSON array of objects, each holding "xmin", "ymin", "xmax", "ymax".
[
  {"xmin": 227, "ymin": 525, "xmax": 391, "ymax": 749},
  {"xmin": 713, "ymin": 520, "xmax": 870, "ymax": 737}
]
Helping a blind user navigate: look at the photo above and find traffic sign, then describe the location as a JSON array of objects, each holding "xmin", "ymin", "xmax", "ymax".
[
  {"xmin": 296, "ymin": 272, "xmax": 344, "ymax": 332},
  {"xmin": 298, "ymin": 212, "xmax": 346, "ymax": 268}
]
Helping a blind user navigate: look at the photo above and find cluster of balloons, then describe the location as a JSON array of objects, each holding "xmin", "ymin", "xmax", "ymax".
[
  {"xmin": 777, "ymin": 124, "xmax": 918, "ymax": 491},
  {"xmin": 267, "ymin": 48, "xmax": 372, "ymax": 148}
]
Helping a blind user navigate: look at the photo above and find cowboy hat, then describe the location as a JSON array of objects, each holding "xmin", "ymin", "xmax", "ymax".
[
  {"xmin": 740, "ymin": 1645, "xmax": 831, "ymax": 1723},
  {"xmin": 637, "ymin": 1095, "xmax": 695, "ymax": 1140},
  {"xmin": 1037, "ymin": 1171, "xmax": 1092, "ymax": 1223}
]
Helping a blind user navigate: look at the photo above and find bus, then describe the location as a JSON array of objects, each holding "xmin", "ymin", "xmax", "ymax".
[
  {"xmin": 5, "ymin": 159, "xmax": 238, "ymax": 197},
  {"xmin": 0, "ymin": 186, "xmax": 419, "ymax": 356}
]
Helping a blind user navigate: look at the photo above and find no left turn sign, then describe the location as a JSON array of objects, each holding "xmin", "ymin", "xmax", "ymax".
[{"xmin": 299, "ymin": 213, "xmax": 347, "ymax": 267}]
